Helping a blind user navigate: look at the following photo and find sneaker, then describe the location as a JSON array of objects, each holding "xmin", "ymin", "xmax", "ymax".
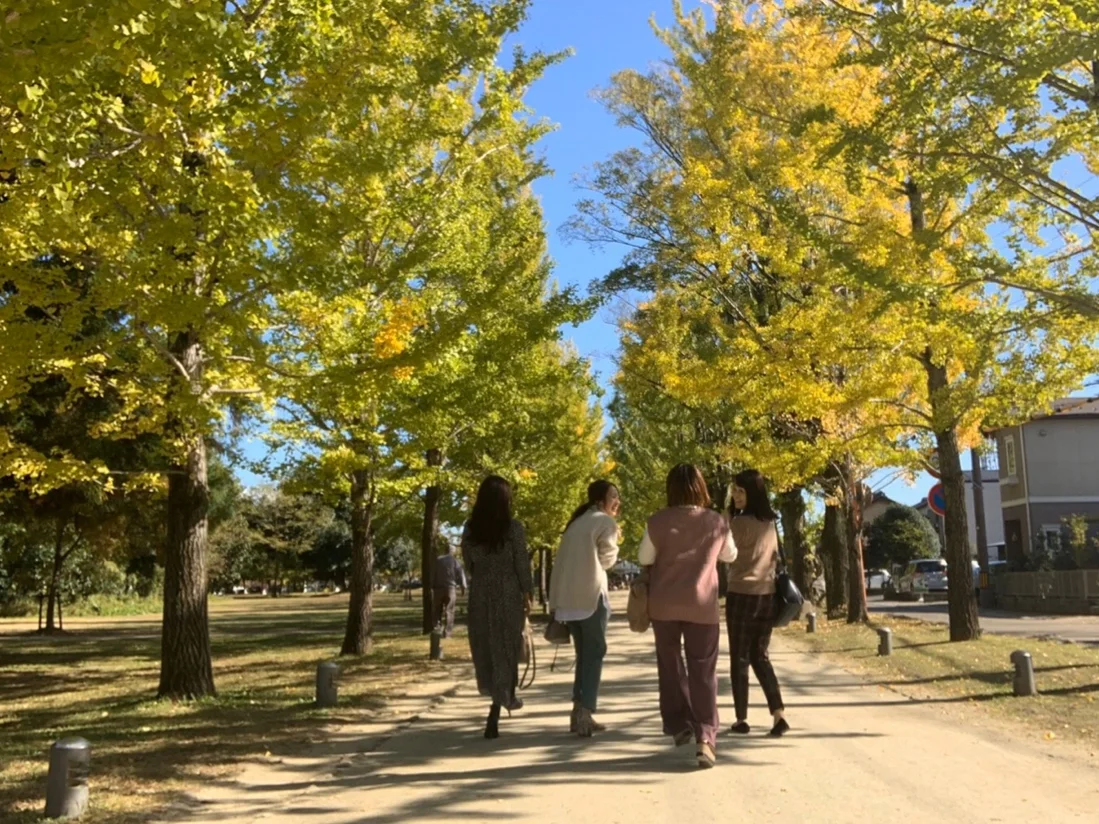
[
  {"xmin": 673, "ymin": 728, "xmax": 694, "ymax": 748},
  {"xmin": 696, "ymin": 742, "xmax": 716, "ymax": 769},
  {"xmin": 769, "ymin": 718, "xmax": 790, "ymax": 738}
]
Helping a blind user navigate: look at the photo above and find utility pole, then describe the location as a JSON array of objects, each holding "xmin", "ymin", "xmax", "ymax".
[{"xmin": 971, "ymin": 445, "xmax": 994, "ymax": 607}]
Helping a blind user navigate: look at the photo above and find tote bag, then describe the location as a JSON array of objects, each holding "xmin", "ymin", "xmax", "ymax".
[{"xmin": 772, "ymin": 525, "xmax": 804, "ymax": 628}]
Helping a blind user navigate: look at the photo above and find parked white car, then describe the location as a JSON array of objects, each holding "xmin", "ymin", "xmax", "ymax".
[{"xmin": 896, "ymin": 559, "xmax": 949, "ymax": 594}]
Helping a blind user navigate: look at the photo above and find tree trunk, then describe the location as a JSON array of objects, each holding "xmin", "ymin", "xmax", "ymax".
[
  {"xmin": 159, "ymin": 329, "xmax": 215, "ymax": 699},
  {"xmin": 420, "ymin": 448, "xmax": 443, "ymax": 634},
  {"xmin": 844, "ymin": 464, "xmax": 869, "ymax": 624},
  {"xmin": 341, "ymin": 469, "xmax": 375, "ymax": 655},
  {"xmin": 907, "ymin": 175, "xmax": 980, "ymax": 640},
  {"xmin": 539, "ymin": 547, "xmax": 548, "ymax": 612},
  {"xmin": 44, "ymin": 519, "xmax": 64, "ymax": 633},
  {"xmin": 926, "ymin": 356, "xmax": 981, "ymax": 641},
  {"xmin": 158, "ymin": 430, "xmax": 216, "ymax": 699},
  {"xmin": 778, "ymin": 488, "xmax": 812, "ymax": 598},
  {"xmin": 822, "ymin": 503, "xmax": 847, "ymax": 617},
  {"xmin": 546, "ymin": 548, "xmax": 554, "ymax": 613}
]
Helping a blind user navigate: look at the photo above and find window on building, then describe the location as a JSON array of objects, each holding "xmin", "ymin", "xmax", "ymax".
[
  {"xmin": 1039, "ymin": 524, "xmax": 1063, "ymax": 552},
  {"xmin": 1004, "ymin": 434, "xmax": 1017, "ymax": 479}
]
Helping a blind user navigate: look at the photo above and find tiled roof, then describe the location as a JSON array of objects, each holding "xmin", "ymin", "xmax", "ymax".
[{"xmin": 1049, "ymin": 397, "xmax": 1099, "ymax": 416}]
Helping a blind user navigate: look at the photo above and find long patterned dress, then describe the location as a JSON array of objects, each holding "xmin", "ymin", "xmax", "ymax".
[{"xmin": 462, "ymin": 519, "xmax": 532, "ymax": 705}]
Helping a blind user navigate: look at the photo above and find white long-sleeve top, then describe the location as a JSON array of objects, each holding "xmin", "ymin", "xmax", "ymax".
[{"xmin": 549, "ymin": 508, "xmax": 620, "ymax": 621}]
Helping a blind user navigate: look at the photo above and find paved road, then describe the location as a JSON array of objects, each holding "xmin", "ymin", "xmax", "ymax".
[
  {"xmin": 870, "ymin": 600, "xmax": 1099, "ymax": 644},
  {"xmin": 178, "ymin": 614, "xmax": 1099, "ymax": 824}
]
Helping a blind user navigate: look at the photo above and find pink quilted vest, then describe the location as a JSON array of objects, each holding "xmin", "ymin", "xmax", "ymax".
[{"xmin": 646, "ymin": 507, "xmax": 729, "ymax": 625}]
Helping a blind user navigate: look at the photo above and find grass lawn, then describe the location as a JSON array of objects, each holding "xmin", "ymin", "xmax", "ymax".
[
  {"xmin": 783, "ymin": 612, "xmax": 1099, "ymax": 748},
  {"xmin": 0, "ymin": 593, "xmax": 472, "ymax": 823}
]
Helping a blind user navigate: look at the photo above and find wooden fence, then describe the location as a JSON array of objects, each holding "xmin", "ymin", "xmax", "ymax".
[{"xmin": 993, "ymin": 570, "xmax": 1099, "ymax": 615}]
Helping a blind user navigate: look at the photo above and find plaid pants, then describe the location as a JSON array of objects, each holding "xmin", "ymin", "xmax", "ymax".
[{"xmin": 725, "ymin": 592, "xmax": 785, "ymax": 719}]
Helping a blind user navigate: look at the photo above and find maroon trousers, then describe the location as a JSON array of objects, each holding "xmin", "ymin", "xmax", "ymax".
[{"xmin": 651, "ymin": 619, "xmax": 720, "ymax": 747}]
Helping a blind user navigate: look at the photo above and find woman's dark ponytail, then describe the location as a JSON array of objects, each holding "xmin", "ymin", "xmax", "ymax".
[{"xmin": 564, "ymin": 480, "xmax": 618, "ymax": 531}]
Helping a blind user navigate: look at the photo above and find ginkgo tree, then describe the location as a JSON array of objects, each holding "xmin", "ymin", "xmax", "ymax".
[
  {"xmin": 577, "ymin": 1, "xmax": 1099, "ymax": 636},
  {"xmin": 0, "ymin": 0, "xmax": 553, "ymax": 694},
  {"xmin": 268, "ymin": 19, "xmax": 571, "ymax": 654},
  {"xmin": 572, "ymin": 1, "xmax": 920, "ymax": 622},
  {"xmin": 0, "ymin": 0, "xmax": 323, "ymax": 698},
  {"xmin": 801, "ymin": 0, "xmax": 1099, "ymax": 315},
  {"xmin": 393, "ymin": 248, "xmax": 594, "ymax": 631}
]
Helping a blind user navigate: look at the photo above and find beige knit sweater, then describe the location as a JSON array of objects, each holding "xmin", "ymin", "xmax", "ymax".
[{"xmin": 726, "ymin": 514, "xmax": 779, "ymax": 596}]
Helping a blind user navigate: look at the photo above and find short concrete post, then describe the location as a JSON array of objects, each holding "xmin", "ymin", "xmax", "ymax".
[
  {"xmin": 429, "ymin": 626, "xmax": 443, "ymax": 661},
  {"xmin": 316, "ymin": 662, "xmax": 339, "ymax": 708},
  {"xmin": 806, "ymin": 613, "xmax": 817, "ymax": 634},
  {"xmin": 1011, "ymin": 650, "xmax": 1037, "ymax": 696},
  {"xmin": 877, "ymin": 627, "xmax": 893, "ymax": 656},
  {"xmin": 45, "ymin": 737, "xmax": 90, "ymax": 819}
]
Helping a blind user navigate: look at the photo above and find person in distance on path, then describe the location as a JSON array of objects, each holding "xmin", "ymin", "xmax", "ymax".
[
  {"xmin": 433, "ymin": 541, "xmax": 467, "ymax": 638},
  {"xmin": 726, "ymin": 469, "xmax": 789, "ymax": 738},
  {"xmin": 462, "ymin": 475, "xmax": 533, "ymax": 739},
  {"xmin": 549, "ymin": 480, "xmax": 621, "ymax": 737},
  {"xmin": 639, "ymin": 464, "xmax": 737, "ymax": 769}
]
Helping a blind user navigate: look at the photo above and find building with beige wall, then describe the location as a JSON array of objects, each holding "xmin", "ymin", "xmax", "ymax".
[{"xmin": 990, "ymin": 398, "xmax": 1099, "ymax": 561}]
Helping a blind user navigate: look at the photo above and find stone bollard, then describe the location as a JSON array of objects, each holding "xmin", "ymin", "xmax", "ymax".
[
  {"xmin": 316, "ymin": 662, "xmax": 339, "ymax": 708},
  {"xmin": 806, "ymin": 613, "xmax": 817, "ymax": 634},
  {"xmin": 430, "ymin": 626, "xmax": 444, "ymax": 661},
  {"xmin": 1011, "ymin": 650, "xmax": 1037, "ymax": 697},
  {"xmin": 877, "ymin": 627, "xmax": 893, "ymax": 656},
  {"xmin": 45, "ymin": 737, "xmax": 90, "ymax": 819}
]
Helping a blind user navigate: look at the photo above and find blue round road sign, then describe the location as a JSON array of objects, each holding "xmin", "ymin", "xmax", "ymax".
[{"xmin": 928, "ymin": 483, "xmax": 946, "ymax": 516}]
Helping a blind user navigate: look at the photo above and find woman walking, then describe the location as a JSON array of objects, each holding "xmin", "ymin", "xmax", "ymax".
[
  {"xmin": 640, "ymin": 464, "xmax": 737, "ymax": 768},
  {"xmin": 549, "ymin": 480, "xmax": 621, "ymax": 737},
  {"xmin": 462, "ymin": 475, "xmax": 533, "ymax": 739},
  {"xmin": 726, "ymin": 469, "xmax": 789, "ymax": 737}
]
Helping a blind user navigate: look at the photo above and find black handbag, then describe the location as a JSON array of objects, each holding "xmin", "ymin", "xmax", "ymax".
[
  {"xmin": 772, "ymin": 524, "xmax": 804, "ymax": 628},
  {"xmin": 543, "ymin": 616, "xmax": 571, "ymax": 645}
]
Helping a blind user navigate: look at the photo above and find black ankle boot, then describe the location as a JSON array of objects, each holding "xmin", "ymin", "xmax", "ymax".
[{"xmin": 484, "ymin": 703, "xmax": 501, "ymax": 739}]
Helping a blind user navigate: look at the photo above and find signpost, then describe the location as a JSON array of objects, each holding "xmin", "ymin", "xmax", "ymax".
[{"xmin": 927, "ymin": 483, "xmax": 946, "ymax": 516}]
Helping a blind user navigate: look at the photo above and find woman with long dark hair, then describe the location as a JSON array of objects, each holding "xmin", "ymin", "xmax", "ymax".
[
  {"xmin": 726, "ymin": 469, "xmax": 788, "ymax": 737},
  {"xmin": 639, "ymin": 464, "xmax": 737, "ymax": 768},
  {"xmin": 548, "ymin": 480, "xmax": 621, "ymax": 736},
  {"xmin": 462, "ymin": 475, "xmax": 532, "ymax": 739}
]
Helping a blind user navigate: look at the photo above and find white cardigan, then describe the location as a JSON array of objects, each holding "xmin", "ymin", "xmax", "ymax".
[{"xmin": 548, "ymin": 509, "xmax": 620, "ymax": 618}]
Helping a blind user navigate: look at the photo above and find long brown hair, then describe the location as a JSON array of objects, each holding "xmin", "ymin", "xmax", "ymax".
[{"xmin": 666, "ymin": 464, "xmax": 711, "ymax": 508}]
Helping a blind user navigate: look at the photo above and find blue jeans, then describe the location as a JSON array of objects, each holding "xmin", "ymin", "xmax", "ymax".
[{"xmin": 568, "ymin": 598, "xmax": 608, "ymax": 711}]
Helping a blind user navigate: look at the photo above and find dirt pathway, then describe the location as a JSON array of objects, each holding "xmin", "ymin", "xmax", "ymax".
[{"xmin": 171, "ymin": 615, "xmax": 1099, "ymax": 824}]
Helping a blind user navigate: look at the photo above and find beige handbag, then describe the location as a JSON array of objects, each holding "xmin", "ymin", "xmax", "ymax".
[
  {"xmin": 627, "ymin": 572, "xmax": 650, "ymax": 633},
  {"xmin": 519, "ymin": 618, "xmax": 536, "ymax": 689},
  {"xmin": 520, "ymin": 617, "xmax": 535, "ymax": 664}
]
